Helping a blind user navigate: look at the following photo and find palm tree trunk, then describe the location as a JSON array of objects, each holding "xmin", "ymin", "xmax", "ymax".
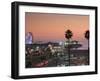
[
  {"xmin": 68, "ymin": 39, "xmax": 70, "ymax": 66},
  {"xmin": 88, "ymin": 40, "xmax": 89, "ymax": 65}
]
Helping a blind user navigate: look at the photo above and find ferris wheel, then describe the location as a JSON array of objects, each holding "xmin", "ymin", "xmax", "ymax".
[{"xmin": 25, "ymin": 32, "xmax": 33, "ymax": 44}]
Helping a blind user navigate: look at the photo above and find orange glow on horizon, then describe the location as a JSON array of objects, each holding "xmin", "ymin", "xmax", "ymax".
[{"xmin": 25, "ymin": 12, "xmax": 89, "ymax": 48}]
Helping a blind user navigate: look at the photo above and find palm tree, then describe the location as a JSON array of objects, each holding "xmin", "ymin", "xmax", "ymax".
[
  {"xmin": 85, "ymin": 30, "xmax": 89, "ymax": 48},
  {"xmin": 65, "ymin": 30, "xmax": 73, "ymax": 39},
  {"xmin": 85, "ymin": 30, "xmax": 89, "ymax": 65},
  {"xmin": 65, "ymin": 29, "xmax": 73, "ymax": 66}
]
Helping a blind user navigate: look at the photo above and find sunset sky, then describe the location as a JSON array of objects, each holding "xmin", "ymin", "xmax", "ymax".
[{"xmin": 25, "ymin": 12, "xmax": 89, "ymax": 49}]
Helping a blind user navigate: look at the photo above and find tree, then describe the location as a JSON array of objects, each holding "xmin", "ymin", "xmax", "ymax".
[
  {"xmin": 65, "ymin": 29, "xmax": 73, "ymax": 66},
  {"xmin": 85, "ymin": 30, "xmax": 89, "ymax": 40},
  {"xmin": 85, "ymin": 30, "xmax": 89, "ymax": 48},
  {"xmin": 65, "ymin": 30, "xmax": 73, "ymax": 39},
  {"xmin": 84, "ymin": 30, "xmax": 89, "ymax": 65}
]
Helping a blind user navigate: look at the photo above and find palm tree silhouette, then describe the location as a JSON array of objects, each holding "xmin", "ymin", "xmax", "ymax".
[
  {"xmin": 85, "ymin": 30, "xmax": 89, "ymax": 65},
  {"xmin": 65, "ymin": 30, "xmax": 73, "ymax": 39},
  {"xmin": 65, "ymin": 29, "xmax": 73, "ymax": 66},
  {"xmin": 85, "ymin": 30, "xmax": 89, "ymax": 45}
]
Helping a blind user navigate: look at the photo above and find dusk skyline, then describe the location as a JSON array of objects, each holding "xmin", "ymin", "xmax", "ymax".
[{"xmin": 25, "ymin": 12, "xmax": 89, "ymax": 49}]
